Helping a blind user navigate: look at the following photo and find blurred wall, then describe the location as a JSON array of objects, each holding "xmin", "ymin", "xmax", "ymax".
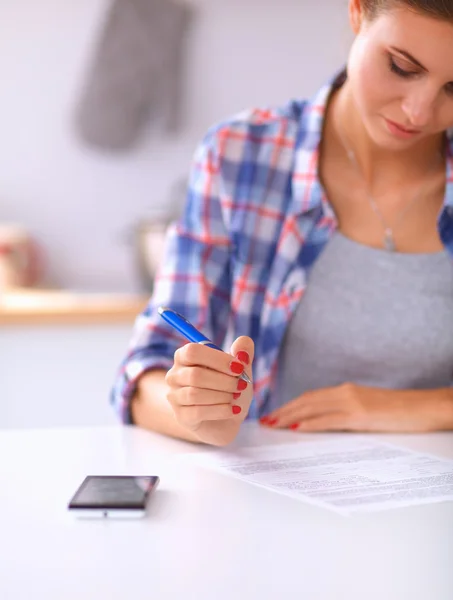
[{"xmin": 0, "ymin": 0, "xmax": 351, "ymax": 292}]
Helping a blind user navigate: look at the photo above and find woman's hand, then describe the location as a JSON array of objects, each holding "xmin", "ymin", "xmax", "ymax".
[
  {"xmin": 165, "ymin": 336, "xmax": 254, "ymax": 445},
  {"xmin": 260, "ymin": 383, "xmax": 453, "ymax": 433}
]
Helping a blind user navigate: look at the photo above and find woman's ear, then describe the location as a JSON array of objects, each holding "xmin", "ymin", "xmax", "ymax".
[{"xmin": 349, "ymin": 0, "xmax": 364, "ymax": 34}]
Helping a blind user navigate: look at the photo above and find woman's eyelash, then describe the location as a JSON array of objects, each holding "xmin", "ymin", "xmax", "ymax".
[
  {"xmin": 388, "ymin": 56, "xmax": 453, "ymax": 96},
  {"xmin": 389, "ymin": 57, "xmax": 417, "ymax": 78}
]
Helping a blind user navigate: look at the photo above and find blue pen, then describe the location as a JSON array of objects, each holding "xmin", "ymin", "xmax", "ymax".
[{"xmin": 157, "ymin": 306, "xmax": 252, "ymax": 385}]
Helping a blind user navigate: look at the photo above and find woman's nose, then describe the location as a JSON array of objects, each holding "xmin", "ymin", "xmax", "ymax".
[{"xmin": 401, "ymin": 85, "xmax": 439, "ymax": 129}]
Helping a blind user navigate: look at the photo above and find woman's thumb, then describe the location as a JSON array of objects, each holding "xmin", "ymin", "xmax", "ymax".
[{"xmin": 230, "ymin": 336, "xmax": 255, "ymax": 379}]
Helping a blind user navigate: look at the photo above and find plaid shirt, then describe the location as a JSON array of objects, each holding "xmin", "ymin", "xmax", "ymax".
[{"xmin": 111, "ymin": 70, "xmax": 453, "ymax": 423}]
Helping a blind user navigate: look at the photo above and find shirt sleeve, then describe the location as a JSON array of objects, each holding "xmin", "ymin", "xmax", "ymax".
[{"xmin": 110, "ymin": 131, "xmax": 233, "ymax": 423}]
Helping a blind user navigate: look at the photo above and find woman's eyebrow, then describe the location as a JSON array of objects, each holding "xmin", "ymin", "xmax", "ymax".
[
  {"xmin": 389, "ymin": 46, "xmax": 428, "ymax": 71},
  {"xmin": 390, "ymin": 45, "xmax": 453, "ymax": 86}
]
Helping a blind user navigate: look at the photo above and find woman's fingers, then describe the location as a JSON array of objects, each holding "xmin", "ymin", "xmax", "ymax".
[
  {"xmin": 294, "ymin": 414, "xmax": 348, "ymax": 432},
  {"xmin": 230, "ymin": 335, "xmax": 254, "ymax": 379},
  {"xmin": 167, "ymin": 365, "xmax": 241, "ymax": 394},
  {"xmin": 176, "ymin": 402, "xmax": 241, "ymax": 427},
  {"xmin": 173, "ymin": 386, "xmax": 235, "ymax": 407},
  {"xmin": 175, "ymin": 343, "xmax": 246, "ymax": 378},
  {"xmin": 266, "ymin": 399, "xmax": 336, "ymax": 428},
  {"xmin": 168, "ymin": 386, "xmax": 240, "ymax": 428}
]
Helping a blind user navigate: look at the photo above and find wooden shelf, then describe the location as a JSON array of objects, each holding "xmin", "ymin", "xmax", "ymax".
[{"xmin": 0, "ymin": 288, "xmax": 148, "ymax": 325}]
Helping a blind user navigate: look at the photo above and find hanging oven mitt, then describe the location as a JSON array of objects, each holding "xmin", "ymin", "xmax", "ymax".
[{"xmin": 74, "ymin": 0, "xmax": 193, "ymax": 151}]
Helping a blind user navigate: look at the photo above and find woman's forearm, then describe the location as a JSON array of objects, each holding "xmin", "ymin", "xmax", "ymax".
[
  {"xmin": 263, "ymin": 383, "xmax": 453, "ymax": 433},
  {"xmin": 374, "ymin": 385, "xmax": 453, "ymax": 432},
  {"xmin": 131, "ymin": 370, "xmax": 201, "ymax": 443},
  {"xmin": 411, "ymin": 387, "xmax": 453, "ymax": 431}
]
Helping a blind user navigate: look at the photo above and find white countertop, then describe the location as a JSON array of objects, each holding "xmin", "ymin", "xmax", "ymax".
[{"xmin": 1, "ymin": 423, "xmax": 452, "ymax": 600}]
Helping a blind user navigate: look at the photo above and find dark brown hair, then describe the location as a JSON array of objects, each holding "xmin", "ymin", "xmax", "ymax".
[{"xmin": 361, "ymin": 0, "xmax": 453, "ymax": 20}]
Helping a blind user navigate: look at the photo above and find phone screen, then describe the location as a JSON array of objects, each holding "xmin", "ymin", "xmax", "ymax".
[{"xmin": 68, "ymin": 476, "xmax": 159, "ymax": 510}]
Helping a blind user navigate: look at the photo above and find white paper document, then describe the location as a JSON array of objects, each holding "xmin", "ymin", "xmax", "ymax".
[{"xmin": 186, "ymin": 437, "xmax": 453, "ymax": 515}]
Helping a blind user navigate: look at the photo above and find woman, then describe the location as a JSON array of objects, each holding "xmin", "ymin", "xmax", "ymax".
[{"xmin": 112, "ymin": 0, "xmax": 453, "ymax": 445}]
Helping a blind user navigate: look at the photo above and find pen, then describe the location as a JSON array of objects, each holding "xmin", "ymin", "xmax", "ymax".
[{"xmin": 157, "ymin": 306, "xmax": 252, "ymax": 385}]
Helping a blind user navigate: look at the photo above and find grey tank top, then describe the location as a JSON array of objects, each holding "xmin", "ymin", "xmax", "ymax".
[{"xmin": 273, "ymin": 232, "xmax": 453, "ymax": 409}]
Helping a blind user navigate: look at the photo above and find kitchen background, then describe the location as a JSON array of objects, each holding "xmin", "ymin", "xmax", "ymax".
[
  {"xmin": 0, "ymin": 0, "xmax": 351, "ymax": 292},
  {"xmin": 1, "ymin": 0, "xmax": 352, "ymax": 430}
]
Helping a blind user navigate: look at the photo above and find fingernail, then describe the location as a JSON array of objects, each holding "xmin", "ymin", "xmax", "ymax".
[
  {"xmin": 260, "ymin": 417, "xmax": 278, "ymax": 427},
  {"xmin": 289, "ymin": 423, "xmax": 299, "ymax": 430},
  {"xmin": 232, "ymin": 405, "xmax": 242, "ymax": 415},
  {"xmin": 230, "ymin": 361, "xmax": 244, "ymax": 375},
  {"xmin": 236, "ymin": 351, "xmax": 250, "ymax": 365},
  {"xmin": 233, "ymin": 392, "xmax": 241, "ymax": 400},
  {"xmin": 237, "ymin": 379, "xmax": 248, "ymax": 391}
]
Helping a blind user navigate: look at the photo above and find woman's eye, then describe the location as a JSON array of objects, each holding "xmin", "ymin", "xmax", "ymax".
[
  {"xmin": 388, "ymin": 54, "xmax": 453, "ymax": 97},
  {"xmin": 389, "ymin": 57, "xmax": 418, "ymax": 79}
]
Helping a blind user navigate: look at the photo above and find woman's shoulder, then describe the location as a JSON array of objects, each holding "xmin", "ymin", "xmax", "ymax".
[
  {"xmin": 197, "ymin": 69, "xmax": 345, "ymax": 161},
  {"xmin": 199, "ymin": 99, "xmax": 310, "ymax": 159},
  {"xmin": 221, "ymin": 99, "xmax": 309, "ymax": 131}
]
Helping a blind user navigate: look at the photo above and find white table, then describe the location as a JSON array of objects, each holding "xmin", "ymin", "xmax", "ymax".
[{"xmin": 1, "ymin": 423, "xmax": 452, "ymax": 600}]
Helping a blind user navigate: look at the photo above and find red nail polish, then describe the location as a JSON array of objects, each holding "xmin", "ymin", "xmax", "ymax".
[
  {"xmin": 289, "ymin": 423, "xmax": 299, "ymax": 430},
  {"xmin": 237, "ymin": 379, "xmax": 247, "ymax": 391},
  {"xmin": 233, "ymin": 392, "xmax": 241, "ymax": 400},
  {"xmin": 236, "ymin": 351, "xmax": 250, "ymax": 365},
  {"xmin": 260, "ymin": 417, "xmax": 278, "ymax": 427},
  {"xmin": 230, "ymin": 361, "xmax": 244, "ymax": 375},
  {"xmin": 232, "ymin": 405, "xmax": 242, "ymax": 415}
]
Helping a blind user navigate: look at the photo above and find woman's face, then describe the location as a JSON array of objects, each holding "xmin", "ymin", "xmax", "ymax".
[{"xmin": 347, "ymin": 3, "xmax": 453, "ymax": 149}]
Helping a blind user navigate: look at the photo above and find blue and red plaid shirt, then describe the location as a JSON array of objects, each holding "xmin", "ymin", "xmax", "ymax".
[{"xmin": 111, "ymin": 70, "xmax": 453, "ymax": 423}]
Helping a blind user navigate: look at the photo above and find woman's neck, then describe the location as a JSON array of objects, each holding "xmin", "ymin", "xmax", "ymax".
[{"xmin": 328, "ymin": 81, "xmax": 445, "ymax": 189}]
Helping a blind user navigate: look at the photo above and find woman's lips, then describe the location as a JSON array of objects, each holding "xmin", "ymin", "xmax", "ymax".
[{"xmin": 384, "ymin": 118, "xmax": 421, "ymax": 138}]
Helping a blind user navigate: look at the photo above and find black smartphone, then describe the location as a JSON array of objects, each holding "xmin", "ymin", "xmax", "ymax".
[{"xmin": 68, "ymin": 475, "xmax": 160, "ymax": 519}]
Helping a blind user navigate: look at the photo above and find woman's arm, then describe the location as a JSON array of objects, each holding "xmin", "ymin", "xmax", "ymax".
[
  {"xmin": 111, "ymin": 130, "xmax": 234, "ymax": 428},
  {"xmin": 131, "ymin": 370, "xmax": 201, "ymax": 443},
  {"xmin": 261, "ymin": 384, "xmax": 453, "ymax": 432}
]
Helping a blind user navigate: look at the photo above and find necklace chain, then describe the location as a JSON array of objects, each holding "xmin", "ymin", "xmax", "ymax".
[{"xmin": 338, "ymin": 132, "xmax": 443, "ymax": 252}]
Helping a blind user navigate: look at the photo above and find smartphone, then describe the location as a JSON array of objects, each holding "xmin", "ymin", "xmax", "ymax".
[{"xmin": 68, "ymin": 475, "xmax": 160, "ymax": 519}]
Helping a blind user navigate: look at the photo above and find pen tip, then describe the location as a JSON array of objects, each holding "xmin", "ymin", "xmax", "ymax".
[{"xmin": 242, "ymin": 372, "xmax": 253, "ymax": 385}]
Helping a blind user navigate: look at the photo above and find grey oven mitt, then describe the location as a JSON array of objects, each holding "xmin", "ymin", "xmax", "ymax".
[{"xmin": 74, "ymin": 0, "xmax": 193, "ymax": 151}]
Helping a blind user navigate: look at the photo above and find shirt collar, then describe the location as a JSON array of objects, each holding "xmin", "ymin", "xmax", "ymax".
[
  {"xmin": 291, "ymin": 68, "xmax": 345, "ymax": 218},
  {"xmin": 444, "ymin": 132, "xmax": 453, "ymax": 210},
  {"xmin": 292, "ymin": 69, "xmax": 453, "ymax": 217}
]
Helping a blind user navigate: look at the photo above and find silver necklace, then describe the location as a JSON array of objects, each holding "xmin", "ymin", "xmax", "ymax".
[{"xmin": 337, "ymin": 130, "xmax": 443, "ymax": 252}]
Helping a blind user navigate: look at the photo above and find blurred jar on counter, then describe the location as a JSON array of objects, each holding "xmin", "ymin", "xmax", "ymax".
[
  {"xmin": 0, "ymin": 224, "xmax": 43, "ymax": 292},
  {"xmin": 133, "ymin": 178, "xmax": 187, "ymax": 292}
]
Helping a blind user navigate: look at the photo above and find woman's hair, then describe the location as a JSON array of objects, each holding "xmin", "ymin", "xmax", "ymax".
[{"xmin": 362, "ymin": 0, "xmax": 453, "ymax": 20}]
